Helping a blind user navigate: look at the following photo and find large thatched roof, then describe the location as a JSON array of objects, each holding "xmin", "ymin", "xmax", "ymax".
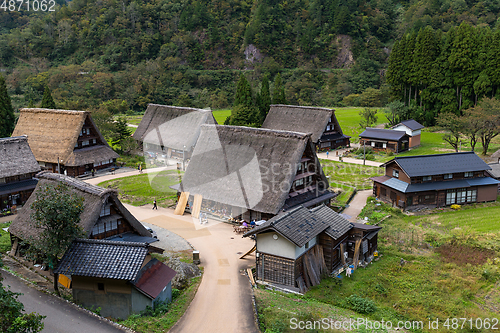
[
  {"xmin": 9, "ymin": 171, "xmax": 149, "ymax": 242},
  {"xmin": 179, "ymin": 125, "xmax": 329, "ymax": 215},
  {"xmin": 0, "ymin": 136, "xmax": 40, "ymax": 178},
  {"xmin": 12, "ymin": 108, "xmax": 117, "ymax": 165},
  {"xmin": 133, "ymin": 104, "xmax": 217, "ymax": 151},
  {"xmin": 262, "ymin": 104, "xmax": 337, "ymax": 143}
]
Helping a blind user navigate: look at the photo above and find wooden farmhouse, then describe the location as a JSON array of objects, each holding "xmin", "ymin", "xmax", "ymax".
[
  {"xmin": 371, "ymin": 152, "xmax": 499, "ymax": 208},
  {"xmin": 9, "ymin": 171, "xmax": 155, "ymax": 255},
  {"xmin": 261, "ymin": 104, "xmax": 350, "ymax": 151},
  {"xmin": 133, "ymin": 104, "xmax": 217, "ymax": 161},
  {"xmin": 12, "ymin": 108, "xmax": 119, "ymax": 177},
  {"xmin": 391, "ymin": 119, "xmax": 424, "ymax": 148},
  {"xmin": 54, "ymin": 239, "xmax": 176, "ymax": 319},
  {"xmin": 243, "ymin": 205, "xmax": 381, "ymax": 292},
  {"xmin": 174, "ymin": 125, "xmax": 336, "ymax": 221},
  {"xmin": 359, "ymin": 128, "xmax": 410, "ymax": 153},
  {"xmin": 0, "ymin": 136, "xmax": 40, "ymax": 211}
]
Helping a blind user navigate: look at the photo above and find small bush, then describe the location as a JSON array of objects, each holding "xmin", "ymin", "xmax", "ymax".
[
  {"xmin": 344, "ymin": 294, "xmax": 377, "ymax": 314},
  {"xmin": 451, "ymin": 204, "xmax": 461, "ymax": 210}
]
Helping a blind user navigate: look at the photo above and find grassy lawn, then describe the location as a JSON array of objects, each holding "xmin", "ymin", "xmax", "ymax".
[
  {"xmin": 98, "ymin": 170, "xmax": 182, "ymax": 207},
  {"xmin": 119, "ymin": 115, "xmax": 144, "ymax": 125},
  {"xmin": 212, "ymin": 109, "xmax": 231, "ymax": 124},
  {"xmin": 320, "ymin": 159, "xmax": 383, "ymax": 207},
  {"xmin": 334, "ymin": 107, "xmax": 387, "ymax": 139},
  {"xmin": 0, "ymin": 221, "xmax": 12, "ymax": 253},
  {"xmin": 119, "ymin": 276, "xmax": 201, "ymax": 333},
  {"xmin": 257, "ymin": 198, "xmax": 500, "ymax": 332},
  {"xmin": 116, "ymin": 154, "xmax": 145, "ymax": 168}
]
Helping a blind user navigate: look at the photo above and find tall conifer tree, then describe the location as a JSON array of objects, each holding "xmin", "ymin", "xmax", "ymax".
[
  {"xmin": 41, "ymin": 86, "xmax": 57, "ymax": 109},
  {"xmin": 272, "ymin": 73, "xmax": 286, "ymax": 104},
  {"xmin": 0, "ymin": 75, "xmax": 15, "ymax": 137}
]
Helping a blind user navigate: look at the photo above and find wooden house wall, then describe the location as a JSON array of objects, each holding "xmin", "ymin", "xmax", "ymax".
[
  {"xmin": 477, "ymin": 184, "xmax": 498, "ymax": 202},
  {"xmin": 256, "ymin": 252, "xmax": 295, "ymax": 287},
  {"xmin": 318, "ymin": 233, "xmax": 344, "ymax": 272}
]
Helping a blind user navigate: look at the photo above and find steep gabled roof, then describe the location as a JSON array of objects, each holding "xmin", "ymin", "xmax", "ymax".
[
  {"xmin": 133, "ymin": 104, "xmax": 217, "ymax": 150},
  {"xmin": 394, "ymin": 119, "xmax": 424, "ymax": 131},
  {"xmin": 262, "ymin": 104, "xmax": 338, "ymax": 143},
  {"xmin": 359, "ymin": 128, "xmax": 408, "ymax": 141},
  {"xmin": 12, "ymin": 108, "xmax": 117, "ymax": 165},
  {"xmin": 244, "ymin": 205, "xmax": 353, "ymax": 246},
  {"xmin": 0, "ymin": 136, "xmax": 40, "ymax": 178},
  {"xmin": 54, "ymin": 239, "xmax": 149, "ymax": 280},
  {"xmin": 9, "ymin": 171, "xmax": 149, "ymax": 241},
  {"xmin": 179, "ymin": 125, "xmax": 329, "ymax": 215},
  {"xmin": 382, "ymin": 152, "xmax": 491, "ymax": 177}
]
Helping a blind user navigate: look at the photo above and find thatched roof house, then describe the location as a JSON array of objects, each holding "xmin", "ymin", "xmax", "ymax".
[
  {"xmin": 133, "ymin": 104, "xmax": 217, "ymax": 160},
  {"xmin": 9, "ymin": 171, "xmax": 151, "ymax": 254},
  {"xmin": 0, "ymin": 136, "xmax": 41, "ymax": 210},
  {"xmin": 177, "ymin": 125, "xmax": 335, "ymax": 221},
  {"xmin": 12, "ymin": 108, "xmax": 119, "ymax": 177},
  {"xmin": 261, "ymin": 104, "xmax": 350, "ymax": 151}
]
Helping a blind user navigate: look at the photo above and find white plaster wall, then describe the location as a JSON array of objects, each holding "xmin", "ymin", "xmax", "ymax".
[
  {"xmin": 392, "ymin": 125, "xmax": 420, "ymax": 137},
  {"xmin": 257, "ymin": 233, "xmax": 296, "ymax": 259},
  {"xmin": 295, "ymin": 236, "xmax": 317, "ymax": 258}
]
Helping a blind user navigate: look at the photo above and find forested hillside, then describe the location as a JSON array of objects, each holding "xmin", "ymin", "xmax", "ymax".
[{"xmin": 1, "ymin": 0, "xmax": 500, "ymax": 114}]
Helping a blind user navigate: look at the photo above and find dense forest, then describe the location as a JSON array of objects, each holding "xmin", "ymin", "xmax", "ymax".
[{"xmin": 1, "ymin": 0, "xmax": 500, "ymax": 116}]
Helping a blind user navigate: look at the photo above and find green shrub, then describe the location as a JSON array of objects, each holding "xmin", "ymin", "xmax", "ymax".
[{"xmin": 344, "ymin": 294, "xmax": 376, "ymax": 314}]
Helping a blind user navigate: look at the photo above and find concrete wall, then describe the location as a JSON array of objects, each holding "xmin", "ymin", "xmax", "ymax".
[
  {"xmin": 257, "ymin": 232, "xmax": 296, "ymax": 259},
  {"xmin": 131, "ymin": 288, "xmax": 153, "ymax": 314}
]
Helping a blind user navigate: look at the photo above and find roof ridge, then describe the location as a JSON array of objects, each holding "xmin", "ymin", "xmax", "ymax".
[
  {"xmin": 394, "ymin": 151, "xmax": 475, "ymax": 160},
  {"xmin": 270, "ymin": 104, "xmax": 334, "ymax": 112},
  {"xmin": 203, "ymin": 124, "xmax": 311, "ymax": 140},
  {"xmin": 19, "ymin": 108, "xmax": 89, "ymax": 115},
  {"xmin": 74, "ymin": 238, "xmax": 149, "ymax": 247},
  {"xmin": 270, "ymin": 205, "xmax": 305, "ymax": 226},
  {"xmin": 36, "ymin": 171, "xmax": 116, "ymax": 197},
  {"xmin": 0, "ymin": 135, "xmax": 28, "ymax": 142},
  {"xmin": 148, "ymin": 103, "xmax": 212, "ymax": 113}
]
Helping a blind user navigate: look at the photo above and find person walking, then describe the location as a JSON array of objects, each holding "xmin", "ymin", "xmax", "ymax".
[
  {"xmin": 152, "ymin": 199, "xmax": 157, "ymax": 210},
  {"xmin": 91, "ymin": 168, "xmax": 95, "ymax": 177},
  {"xmin": 139, "ymin": 163, "xmax": 143, "ymax": 174}
]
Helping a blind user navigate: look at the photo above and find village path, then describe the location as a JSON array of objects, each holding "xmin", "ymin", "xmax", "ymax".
[
  {"xmin": 317, "ymin": 151, "xmax": 383, "ymax": 167},
  {"xmin": 341, "ymin": 189, "xmax": 373, "ymax": 223},
  {"xmin": 84, "ymin": 165, "xmax": 178, "ymax": 186},
  {"xmin": 122, "ymin": 204, "xmax": 259, "ymax": 333},
  {"xmin": 0, "ymin": 270, "xmax": 127, "ymax": 333}
]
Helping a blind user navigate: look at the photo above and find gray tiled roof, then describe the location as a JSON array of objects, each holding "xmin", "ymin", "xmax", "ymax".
[
  {"xmin": 310, "ymin": 205, "xmax": 352, "ymax": 240},
  {"xmin": 245, "ymin": 205, "xmax": 353, "ymax": 246},
  {"xmin": 54, "ymin": 239, "xmax": 149, "ymax": 280},
  {"xmin": 388, "ymin": 152, "xmax": 491, "ymax": 177},
  {"xmin": 487, "ymin": 163, "xmax": 500, "ymax": 178},
  {"xmin": 380, "ymin": 177, "xmax": 499, "ymax": 193},
  {"xmin": 397, "ymin": 119, "xmax": 424, "ymax": 131},
  {"xmin": 359, "ymin": 128, "xmax": 408, "ymax": 141}
]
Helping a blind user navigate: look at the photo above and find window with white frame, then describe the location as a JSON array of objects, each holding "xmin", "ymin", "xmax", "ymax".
[
  {"xmin": 464, "ymin": 172, "xmax": 473, "ymax": 178},
  {"xmin": 295, "ymin": 178, "xmax": 304, "ymax": 187},
  {"xmin": 446, "ymin": 190, "xmax": 456, "ymax": 205},
  {"xmin": 456, "ymin": 188, "xmax": 467, "ymax": 204},
  {"xmin": 423, "ymin": 176, "xmax": 432, "ymax": 181},
  {"xmin": 82, "ymin": 140, "xmax": 89, "ymax": 146},
  {"xmin": 467, "ymin": 189, "xmax": 477, "ymax": 202},
  {"xmin": 444, "ymin": 173, "xmax": 453, "ymax": 180},
  {"xmin": 371, "ymin": 142, "xmax": 375, "ymax": 147},
  {"xmin": 100, "ymin": 204, "xmax": 111, "ymax": 217},
  {"xmin": 392, "ymin": 169, "xmax": 399, "ymax": 178}
]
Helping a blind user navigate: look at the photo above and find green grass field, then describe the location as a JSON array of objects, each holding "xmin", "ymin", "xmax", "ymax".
[
  {"xmin": 212, "ymin": 109, "xmax": 231, "ymax": 124},
  {"xmin": 334, "ymin": 107, "xmax": 387, "ymax": 139},
  {"xmin": 257, "ymin": 198, "xmax": 500, "ymax": 332},
  {"xmin": 0, "ymin": 221, "xmax": 12, "ymax": 253},
  {"xmin": 98, "ymin": 170, "xmax": 182, "ymax": 207}
]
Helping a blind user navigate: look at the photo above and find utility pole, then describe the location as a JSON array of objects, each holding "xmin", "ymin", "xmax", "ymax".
[
  {"xmin": 183, "ymin": 145, "xmax": 186, "ymax": 171},
  {"xmin": 363, "ymin": 140, "xmax": 366, "ymax": 166}
]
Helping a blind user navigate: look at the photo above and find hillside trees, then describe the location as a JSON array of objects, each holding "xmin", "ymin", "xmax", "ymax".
[
  {"xmin": 40, "ymin": 86, "xmax": 56, "ymax": 109},
  {"xmin": 227, "ymin": 74, "xmax": 259, "ymax": 126}
]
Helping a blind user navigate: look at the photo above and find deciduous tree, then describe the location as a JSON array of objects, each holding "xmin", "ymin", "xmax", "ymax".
[
  {"xmin": 359, "ymin": 108, "xmax": 378, "ymax": 128},
  {"xmin": 437, "ymin": 112, "xmax": 464, "ymax": 152}
]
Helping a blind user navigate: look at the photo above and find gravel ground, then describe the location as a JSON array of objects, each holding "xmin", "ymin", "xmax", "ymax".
[{"xmin": 140, "ymin": 220, "xmax": 193, "ymax": 253}]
